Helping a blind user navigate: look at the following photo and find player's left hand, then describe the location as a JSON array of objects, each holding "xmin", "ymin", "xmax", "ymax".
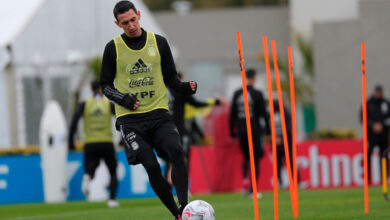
[
  {"xmin": 189, "ymin": 81, "xmax": 197, "ymax": 92},
  {"xmin": 215, "ymin": 98, "xmax": 226, "ymax": 106}
]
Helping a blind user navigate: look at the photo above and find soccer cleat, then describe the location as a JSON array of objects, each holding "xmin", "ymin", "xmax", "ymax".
[
  {"xmin": 179, "ymin": 203, "xmax": 187, "ymax": 215},
  {"xmin": 242, "ymin": 178, "xmax": 250, "ymax": 191},
  {"xmin": 248, "ymin": 192, "xmax": 263, "ymax": 199},
  {"xmin": 81, "ymin": 174, "xmax": 91, "ymax": 198},
  {"xmin": 107, "ymin": 199, "xmax": 120, "ymax": 208},
  {"xmin": 175, "ymin": 214, "xmax": 182, "ymax": 220}
]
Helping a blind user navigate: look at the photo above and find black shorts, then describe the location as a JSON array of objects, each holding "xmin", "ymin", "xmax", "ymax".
[
  {"xmin": 276, "ymin": 134, "xmax": 292, "ymax": 157},
  {"xmin": 119, "ymin": 113, "xmax": 182, "ymax": 165},
  {"xmin": 238, "ymin": 129, "xmax": 264, "ymax": 159},
  {"xmin": 84, "ymin": 142, "xmax": 117, "ymax": 178}
]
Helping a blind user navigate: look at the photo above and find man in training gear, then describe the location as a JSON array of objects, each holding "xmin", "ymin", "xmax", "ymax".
[
  {"xmin": 169, "ymin": 72, "xmax": 220, "ymax": 161},
  {"xmin": 361, "ymin": 85, "xmax": 390, "ymax": 181},
  {"xmin": 68, "ymin": 80, "xmax": 119, "ymax": 208},
  {"xmin": 273, "ymin": 98, "xmax": 294, "ymax": 187},
  {"xmin": 100, "ymin": 1, "xmax": 197, "ymax": 219},
  {"xmin": 229, "ymin": 68, "xmax": 269, "ymax": 196},
  {"xmin": 165, "ymin": 72, "xmax": 220, "ymax": 184}
]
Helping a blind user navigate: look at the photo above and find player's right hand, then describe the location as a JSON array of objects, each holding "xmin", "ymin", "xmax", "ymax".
[
  {"xmin": 133, "ymin": 101, "xmax": 140, "ymax": 110},
  {"xmin": 373, "ymin": 122, "xmax": 383, "ymax": 133},
  {"xmin": 121, "ymin": 94, "xmax": 140, "ymax": 110}
]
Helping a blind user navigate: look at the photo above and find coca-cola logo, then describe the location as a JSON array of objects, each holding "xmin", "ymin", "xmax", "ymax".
[{"xmin": 129, "ymin": 76, "xmax": 154, "ymax": 88}]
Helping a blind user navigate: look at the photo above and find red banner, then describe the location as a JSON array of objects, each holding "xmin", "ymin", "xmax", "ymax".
[
  {"xmin": 189, "ymin": 139, "xmax": 386, "ymax": 194},
  {"xmin": 189, "ymin": 108, "xmax": 385, "ymax": 194}
]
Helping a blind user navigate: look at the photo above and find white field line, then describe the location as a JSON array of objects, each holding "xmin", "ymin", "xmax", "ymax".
[{"xmin": 1, "ymin": 208, "xmax": 110, "ymax": 220}]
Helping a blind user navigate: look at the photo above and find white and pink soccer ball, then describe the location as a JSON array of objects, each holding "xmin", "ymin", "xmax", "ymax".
[{"xmin": 182, "ymin": 200, "xmax": 215, "ymax": 220}]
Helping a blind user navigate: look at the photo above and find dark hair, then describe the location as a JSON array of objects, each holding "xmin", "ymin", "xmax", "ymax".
[
  {"xmin": 91, "ymin": 79, "xmax": 101, "ymax": 92},
  {"xmin": 375, "ymin": 84, "xmax": 383, "ymax": 92},
  {"xmin": 113, "ymin": 1, "xmax": 137, "ymax": 21},
  {"xmin": 246, "ymin": 68, "xmax": 257, "ymax": 79}
]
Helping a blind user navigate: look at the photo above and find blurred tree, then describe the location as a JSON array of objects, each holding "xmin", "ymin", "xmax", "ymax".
[
  {"xmin": 256, "ymin": 53, "xmax": 314, "ymax": 104},
  {"xmin": 143, "ymin": 0, "xmax": 175, "ymax": 11},
  {"xmin": 294, "ymin": 33, "xmax": 316, "ymax": 134},
  {"xmin": 87, "ymin": 57, "xmax": 102, "ymax": 79},
  {"xmin": 296, "ymin": 33, "xmax": 313, "ymax": 78},
  {"xmin": 257, "ymin": 33, "xmax": 316, "ymax": 134},
  {"xmin": 72, "ymin": 56, "xmax": 102, "ymax": 111}
]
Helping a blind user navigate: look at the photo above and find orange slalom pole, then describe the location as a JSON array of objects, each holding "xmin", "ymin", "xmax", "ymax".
[
  {"xmin": 271, "ymin": 40, "xmax": 297, "ymax": 218},
  {"xmin": 288, "ymin": 45, "xmax": 299, "ymax": 217},
  {"xmin": 382, "ymin": 157, "xmax": 387, "ymax": 198},
  {"xmin": 361, "ymin": 41, "xmax": 369, "ymax": 213},
  {"xmin": 236, "ymin": 32, "xmax": 259, "ymax": 220},
  {"xmin": 262, "ymin": 35, "xmax": 279, "ymax": 220}
]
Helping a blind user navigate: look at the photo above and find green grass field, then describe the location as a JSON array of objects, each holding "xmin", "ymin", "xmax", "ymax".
[{"xmin": 0, "ymin": 187, "xmax": 389, "ymax": 220}]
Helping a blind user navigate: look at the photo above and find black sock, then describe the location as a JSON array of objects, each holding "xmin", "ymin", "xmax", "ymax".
[
  {"xmin": 171, "ymin": 157, "xmax": 189, "ymax": 206},
  {"xmin": 109, "ymin": 174, "xmax": 118, "ymax": 200},
  {"xmin": 139, "ymin": 152, "xmax": 179, "ymax": 216},
  {"xmin": 179, "ymin": 203, "xmax": 186, "ymax": 214}
]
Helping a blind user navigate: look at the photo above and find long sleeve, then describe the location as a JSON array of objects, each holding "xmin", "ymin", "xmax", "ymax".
[
  {"xmin": 110, "ymin": 102, "xmax": 116, "ymax": 115},
  {"xmin": 68, "ymin": 102, "xmax": 85, "ymax": 149},
  {"xmin": 185, "ymin": 96, "xmax": 209, "ymax": 108},
  {"xmin": 156, "ymin": 35, "xmax": 195, "ymax": 95},
  {"xmin": 384, "ymin": 100, "xmax": 390, "ymax": 127},
  {"xmin": 100, "ymin": 40, "xmax": 128, "ymax": 105},
  {"xmin": 258, "ymin": 92, "xmax": 270, "ymax": 135},
  {"xmin": 229, "ymin": 92, "xmax": 238, "ymax": 137},
  {"xmin": 363, "ymin": 100, "xmax": 375, "ymax": 128}
]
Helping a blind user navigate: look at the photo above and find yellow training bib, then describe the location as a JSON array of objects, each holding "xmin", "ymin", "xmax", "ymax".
[
  {"xmin": 114, "ymin": 31, "xmax": 169, "ymax": 118},
  {"xmin": 83, "ymin": 97, "xmax": 113, "ymax": 143}
]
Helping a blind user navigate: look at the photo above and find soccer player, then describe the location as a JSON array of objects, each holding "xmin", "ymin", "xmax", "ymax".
[
  {"xmin": 100, "ymin": 1, "xmax": 196, "ymax": 219},
  {"xmin": 361, "ymin": 85, "xmax": 390, "ymax": 181},
  {"xmin": 273, "ymin": 98, "xmax": 294, "ymax": 187},
  {"xmin": 68, "ymin": 80, "xmax": 119, "ymax": 208},
  {"xmin": 169, "ymin": 72, "xmax": 220, "ymax": 159},
  {"xmin": 165, "ymin": 72, "xmax": 220, "ymax": 184},
  {"xmin": 229, "ymin": 68, "xmax": 269, "ymax": 197}
]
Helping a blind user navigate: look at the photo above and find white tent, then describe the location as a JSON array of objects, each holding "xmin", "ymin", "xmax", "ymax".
[
  {"xmin": 0, "ymin": 0, "xmax": 170, "ymax": 47},
  {"xmin": 0, "ymin": 0, "xmax": 46, "ymax": 47},
  {"xmin": 0, "ymin": 0, "xmax": 174, "ymax": 147}
]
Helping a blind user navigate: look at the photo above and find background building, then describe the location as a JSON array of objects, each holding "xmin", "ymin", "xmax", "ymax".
[{"xmin": 313, "ymin": 0, "xmax": 390, "ymax": 135}]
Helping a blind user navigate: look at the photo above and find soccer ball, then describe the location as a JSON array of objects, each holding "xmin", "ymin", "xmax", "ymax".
[{"xmin": 182, "ymin": 200, "xmax": 215, "ymax": 220}]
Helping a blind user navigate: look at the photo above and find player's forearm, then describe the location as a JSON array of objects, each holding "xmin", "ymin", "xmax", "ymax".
[
  {"xmin": 186, "ymin": 96, "xmax": 208, "ymax": 107},
  {"xmin": 158, "ymin": 35, "xmax": 196, "ymax": 95},
  {"xmin": 100, "ymin": 40, "xmax": 124, "ymax": 104},
  {"xmin": 102, "ymin": 84, "xmax": 126, "ymax": 104},
  {"xmin": 102, "ymin": 84, "xmax": 139, "ymax": 110},
  {"xmin": 166, "ymin": 77, "xmax": 195, "ymax": 95},
  {"xmin": 68, "ymin": 103, "xmax": 84, "ymax": 148},
  {"xmin": 229, "ymin": 120, "xmax": 237, "ymax": 137},
  {"xmin": 68, "ymin": 121, "xmax": 77, "ymax": 146}
]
